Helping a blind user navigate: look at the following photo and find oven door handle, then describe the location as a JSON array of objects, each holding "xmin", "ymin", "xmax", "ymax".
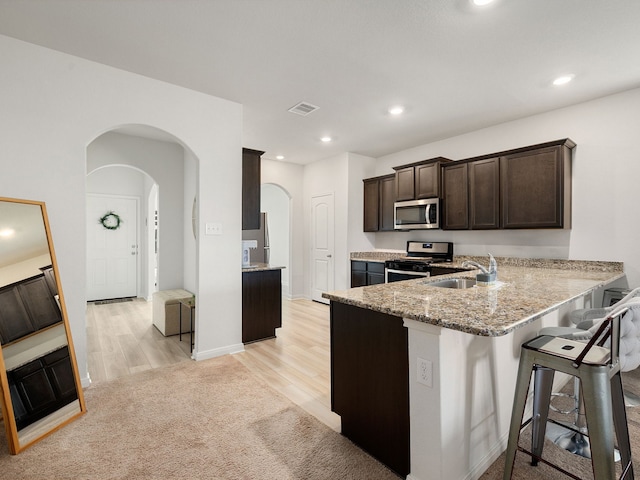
[{"xmin": 385, "ymin": 268, "xmax": 431, "ymax": 283}]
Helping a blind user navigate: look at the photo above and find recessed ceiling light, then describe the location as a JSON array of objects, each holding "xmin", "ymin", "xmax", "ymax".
[
  {"xmin": 321, "ymin": 136, "xmax": 332, "ymax": 143},
  {"xmin": 0, "ymin": 228, "xmax": 15, "ymax": 238},
  {"xmin": 553, "ymin": 74, "xmax": 575, "ymax": 86},
  {"xmin": 388, "ymin": 106, "xmax": 404, "ymax": 116},
  {"xmin": 276, "ymin": 155, "xmax": 285, "ymax": 160},
  {"xmin": 472, "ymin": 0, "xmax": 495, "ymax": 6}
]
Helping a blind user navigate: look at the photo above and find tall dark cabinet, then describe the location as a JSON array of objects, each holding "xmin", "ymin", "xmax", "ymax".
[{"xmin": 242, "ymin": 148, "xmax": 264, "ymax": 230}]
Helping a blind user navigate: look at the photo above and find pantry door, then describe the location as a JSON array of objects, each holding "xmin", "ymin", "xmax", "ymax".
[
  {"xmin": 311, "ymin": 193, "xmax": 334, "ymax": 304},
  {"xmin": 87, "ymin": 194, "xmax": 138, "ymax": 301}
]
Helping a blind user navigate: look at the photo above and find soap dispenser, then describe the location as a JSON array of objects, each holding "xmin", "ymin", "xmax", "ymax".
[
  {"xmin": 488, "ymin": 253, "xmax": 497, "ymax": 280},
  {"xmin": 476, "ymin": 254, "xmax": 497, "ymax": 286}
]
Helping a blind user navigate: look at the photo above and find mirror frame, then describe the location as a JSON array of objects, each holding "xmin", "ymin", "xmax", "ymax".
[{"xmin": 0, "ymin": 196, "xmax": 86, "ymax": 454}]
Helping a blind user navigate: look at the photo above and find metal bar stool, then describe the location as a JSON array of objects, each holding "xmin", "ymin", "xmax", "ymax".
[{"xmin": 503, "ymin": 308, "xmax": 634, "ymax": 480}]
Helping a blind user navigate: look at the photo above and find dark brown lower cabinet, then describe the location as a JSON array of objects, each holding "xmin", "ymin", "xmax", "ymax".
[
  {"xmin": 0, "ymin": 273, "xmax": 62, "ymax": 345},
  {"xmin": 351, "ymin": 260, "xmax": 385, "ymax": 287},
  {"xmin": 7, "ymin": 346, "xmax": 78, "ymax": 431},
  {"xmin": 242, "ymin": 269, "xmax": 282, "ymax": 343},
  {"xmin": 330, "ymin": 302, "xmax": 409, "ymax": 477}
]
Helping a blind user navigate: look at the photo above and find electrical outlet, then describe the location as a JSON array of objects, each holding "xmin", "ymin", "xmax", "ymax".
[{"xmin": 417, "ymin": 357, "xmax": 432, "ymax": 387}]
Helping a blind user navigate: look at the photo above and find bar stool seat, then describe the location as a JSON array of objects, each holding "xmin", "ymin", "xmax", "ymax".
[{"xmin": 503, "ymin": 309, "xmax": 634, "ymax": 480}]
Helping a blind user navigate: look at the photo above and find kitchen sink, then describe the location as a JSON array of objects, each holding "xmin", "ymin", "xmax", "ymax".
[{"xmin": 426, "ymin": 277, "xmax": 477, "ymax": 289}]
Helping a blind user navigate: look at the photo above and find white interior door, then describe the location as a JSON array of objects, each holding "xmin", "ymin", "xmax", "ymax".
[
  {"xmin": 87, "ymin": 194, "xmax": 138, "ymax": 301},
  {"xmin": 311, "ymin": 193, "xmax": 334, "ymax": 304}
]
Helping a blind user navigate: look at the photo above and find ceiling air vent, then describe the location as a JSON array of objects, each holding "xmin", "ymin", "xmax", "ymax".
[{"xmin": 288, "ymin": 102, "xmax": 319, "ymax": 116}]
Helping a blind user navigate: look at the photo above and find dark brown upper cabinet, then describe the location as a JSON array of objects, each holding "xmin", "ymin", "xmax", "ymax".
[
  {"xmin": 363, "ymin": 178, "xmax": 380, "ymax": 232},
  {"xmin": 363, "ymin": 174, "xmax": 396, "ymax": 232},
  {"xmin": 441, "ymin": 139, "xmax": 574, "ymax": 230},
  {"xmin": 393, "ymin": 157, "xmax": 451, "ymax": 201},
  {"xmin": 394, "ymin": 166, "xmax": 415, "ymax": 201},
  {"xmin": 500, "ymin": 140, "xmax": 574, "ymax": 229},
  {"xmin": 442, "ymin": 163, "xmax": 469, "ymax": 230},
  {"xmin": 242, "ymin": 148, "xmax": 264, "ymax": 230},
  {"xmin": 379, "ymin": 175, "xmax": 396, "ymax": 231},
  {"xmin": 415, "ymin": 162, "xmax": 441, "ymax": 199},
  {"xmin": 469, "ymin": 157, "xmax": 500, "ymax": 229}
]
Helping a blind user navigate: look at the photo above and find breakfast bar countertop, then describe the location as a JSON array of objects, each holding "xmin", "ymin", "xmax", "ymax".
[{"xmin": 323, "ymin": 259, "xmax": 625, "ymax": 337}]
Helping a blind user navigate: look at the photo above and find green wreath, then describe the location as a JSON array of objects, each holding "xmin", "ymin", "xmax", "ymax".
[{"xmin": 99, "ymin": 211, "xmax": 122, "ymax": 230}]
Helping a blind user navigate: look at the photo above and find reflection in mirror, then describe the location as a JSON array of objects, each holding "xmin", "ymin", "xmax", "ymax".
[{"xmin": 0, "ymin": 197, "xmax": 86, "ymax": 454}]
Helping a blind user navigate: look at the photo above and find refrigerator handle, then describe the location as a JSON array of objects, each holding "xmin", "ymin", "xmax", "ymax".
[{"xmin": 263, "ymin": 212, "xmax": 270, "ymax": 264}]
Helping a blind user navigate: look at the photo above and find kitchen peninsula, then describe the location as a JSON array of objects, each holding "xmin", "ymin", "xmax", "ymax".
[{"xmin": 323, "ymin": 257, "xmax": 624, "ymax": 480}]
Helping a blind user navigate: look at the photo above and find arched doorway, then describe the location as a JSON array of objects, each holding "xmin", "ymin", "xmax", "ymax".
[
  {"xmin": 85, "ymin": 126, "xmax": 198, "ymax": 383},
  {"xmin": 260, "ymin": 183, "xmax": 291, "ymax": 298}
]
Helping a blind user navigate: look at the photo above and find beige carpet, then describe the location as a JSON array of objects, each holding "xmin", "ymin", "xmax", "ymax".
[
  {"xmin": 3, "ymin": 354, "xmax": 640, "ymax": 479},
  {"xmin": 0, "ymin": 355, "xmax": 398, "ymax": 479}
]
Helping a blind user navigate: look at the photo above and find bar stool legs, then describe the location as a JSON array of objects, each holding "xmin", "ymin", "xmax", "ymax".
[
  {"xmin": 503, "ymin": 342, "xmax": 634, "ymax": 480},
  {"xmin": 503, "ymin": 353, "xmax": 538, "ymax": 478},
  {"xmin": 531, "ymin": 366, "xmax": 554, "ymax": 466},
  {"xmin": 580, "ymin": 366, "xmax": 617, "ymax": 479},
  {"xmin": 611, "ymin": 372, "xmax": 634, "ymax": 478}
]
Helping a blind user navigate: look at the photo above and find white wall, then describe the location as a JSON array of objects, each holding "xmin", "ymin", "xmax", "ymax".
[
  {"xmin": 261, "ymin": 159, "xmax": 305, "ymax": 298},
  {"xmin": 370, "ymin": 88, "xmax": 640, "ymax": 287},
  {"xmin": 0, "ymin": 35, "xmax": 243, "ymax": 384}
]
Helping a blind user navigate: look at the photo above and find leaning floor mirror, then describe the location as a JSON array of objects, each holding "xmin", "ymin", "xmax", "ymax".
[{"xmin": 0, "ymin": 197, "xmax": 86, "ymax": 454}]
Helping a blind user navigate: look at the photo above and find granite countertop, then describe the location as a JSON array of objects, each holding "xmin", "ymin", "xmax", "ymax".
[
  {"xmin": 242, "ymin": 263, "xmax": 286, "ymax": 272},
  {"xmin": 324, "ymin": 259, "xmax": 625, "ymax": 337}
]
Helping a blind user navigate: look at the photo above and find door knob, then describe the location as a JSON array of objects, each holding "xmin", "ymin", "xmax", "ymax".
[{"xmin": 327, "ymin": 254, "xmax": 332, "ymax": 258}]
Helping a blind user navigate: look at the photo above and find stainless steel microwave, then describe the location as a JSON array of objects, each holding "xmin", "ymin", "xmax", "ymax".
[{"xmin": 394, "ymin": 198, "xmax": 440, "ymax": 230}]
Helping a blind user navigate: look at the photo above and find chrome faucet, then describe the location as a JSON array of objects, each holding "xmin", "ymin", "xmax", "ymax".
[
  {"xmin": 462, "ymin": 254, "xmax": 498, "ymax": 277},
  {"xmin": 461, "ymin": 260, "xmax": 490, "ymax": 274}
]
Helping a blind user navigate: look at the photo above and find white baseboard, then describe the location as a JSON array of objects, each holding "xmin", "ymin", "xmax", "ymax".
[
  {"xmin": 193, "ymin": 343, "xmax": 245, "ymax": 361},
  {"xmin": 80, "ymin": 374, "xmax": 91, "ymax": 389}
]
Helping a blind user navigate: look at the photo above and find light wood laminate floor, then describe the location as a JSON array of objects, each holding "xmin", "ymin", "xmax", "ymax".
[
  {"xmin": 86, "ymin": 299, "xmax": 192, "ymax": 384},
  {"xmin": 86, "ymin": 297, "xmax": 339, "ymax": 431}
]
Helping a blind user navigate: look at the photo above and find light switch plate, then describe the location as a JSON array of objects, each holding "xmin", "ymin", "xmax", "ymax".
[{"xmin": 205, "ymin": 222, "xmax": 222, "ymax": 235}]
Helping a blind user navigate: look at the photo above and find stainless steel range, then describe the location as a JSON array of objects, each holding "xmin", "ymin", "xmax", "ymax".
[{"xmin": 385, "ymin": 241, "xmax": 454, "ymax": 283}]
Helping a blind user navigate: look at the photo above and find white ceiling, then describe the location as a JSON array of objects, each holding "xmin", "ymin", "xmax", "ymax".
[
  {"xmin": 1, "ymin": 0, "xmax": 639, "ymax": 164},
  {"xmin": 0, "ymin": 201, "xmax": 50, "ymax": 271}
]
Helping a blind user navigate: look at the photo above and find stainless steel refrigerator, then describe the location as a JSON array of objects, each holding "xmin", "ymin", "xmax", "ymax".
[{"xmin": 242, "ymin": 212, "xmax": 270, "ymax": 263}]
